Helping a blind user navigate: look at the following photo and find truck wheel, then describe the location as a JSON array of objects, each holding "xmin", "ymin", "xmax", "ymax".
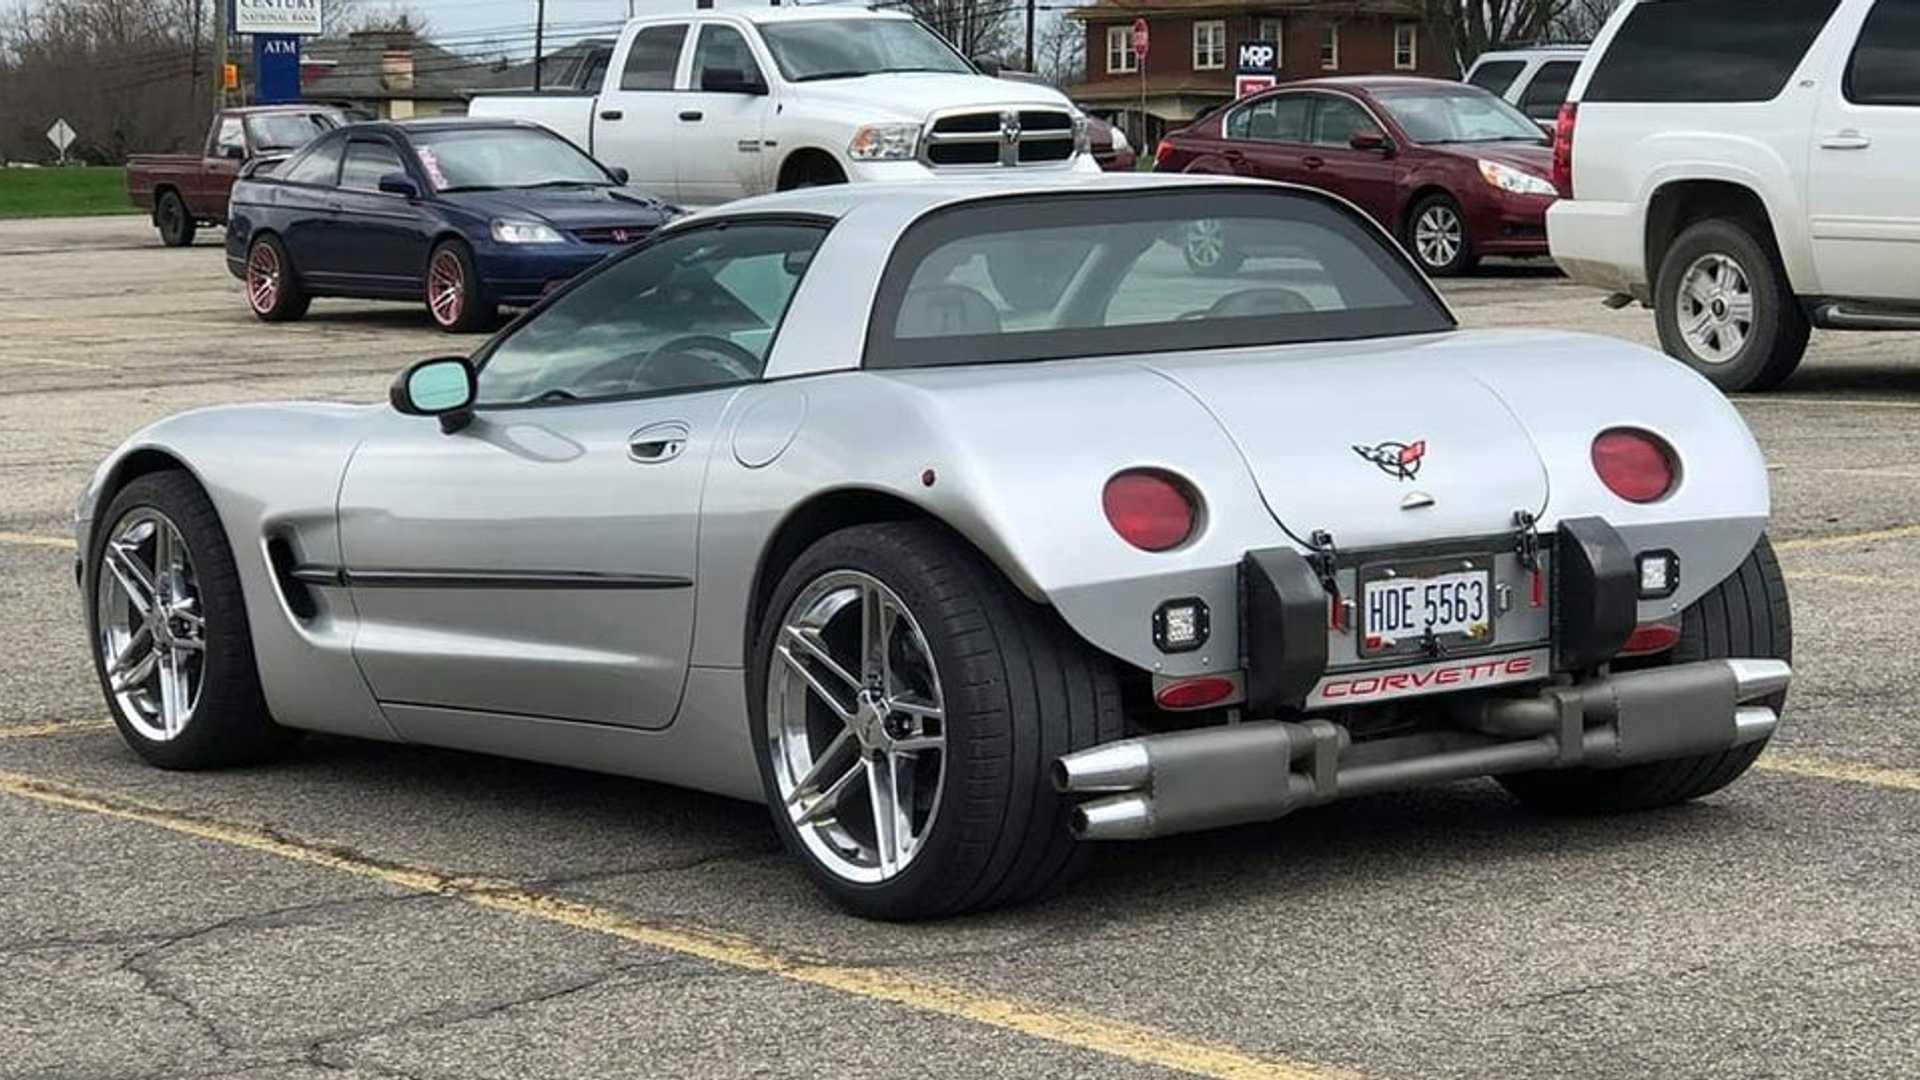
[
  {"xmin": 1406, "ymin": 193, "xmax": 1476, "ymax": 277},
  {"xmin": 750, "ymin": 522, "xmax": 1122, "ymax": 921},
  {"xmin": 156, "ymin": 190, "xmax": 196, "ymax": 247},
  {"xmin": 245, "ymin": 234, "xmax": 310, "ymax": 322},
  {"xmin": 87, "ymin": 471, "xmax": 298, "ymax": 770},
  {"xmin": 1500, "ymin": 537, "xmax": 1791, "ymax": 814},
  {"xmin": 426, "ymin": 240, "xmax": 496, "ymax": 333},
  {"xmin": 1655, "ymin": 218, "xmax": 1809, "ymax": 392}
]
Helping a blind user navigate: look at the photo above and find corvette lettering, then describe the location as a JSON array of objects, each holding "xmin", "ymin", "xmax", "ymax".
[{"xmin": 1307, "ymin": 649, "xmax": 1548, "ymax": 708}]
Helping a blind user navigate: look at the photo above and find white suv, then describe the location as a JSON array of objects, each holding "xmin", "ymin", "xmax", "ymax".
[
  {"xmin": 1464, "ymin": 45, "xmax": 1586, "ymax": 130},
  {"xmin": 1547, "ymin": 0, "xmax": 1920, "ymax": 392}
]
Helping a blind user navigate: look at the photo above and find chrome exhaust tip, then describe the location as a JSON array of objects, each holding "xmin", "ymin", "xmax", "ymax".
[
  {"xmin": 1071, "ymin": 793, "xmax": 1154, "ymax": 840},
  {"xmin": 1727, "ymin": 659, "xmax": 1791, "ymax": 703},
  {"xmin": 1052, "ymin": 741, "xmax": 1151, "ymax": 794},
  {"xmin": 1732, "ymin": 706, "xmax": 1778, "ymax": 747}
]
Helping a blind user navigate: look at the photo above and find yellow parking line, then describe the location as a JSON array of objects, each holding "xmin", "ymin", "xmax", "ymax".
[
  {"xmin": 0, "ymin": 770, "xmax": 1349, "ymax": 1080},
  {"xmin": 0, "ymin": 531, "xmax": 76, "ymax": 550},
  {"xmin": 1758, "ymin": 754, "xmax": 1920, "ymax": 794},
  {"xmin": 0, "ymin": 720, "xmax": 111, "ymax": 739},
  {"xmin": 1775, "ymin": 525, "xmax": 1920, "ymax": 553}
]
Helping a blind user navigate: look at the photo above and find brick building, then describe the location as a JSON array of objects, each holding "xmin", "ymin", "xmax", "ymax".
[{"xmin": 1067, "ymin": 0, "xmax": 1453, "ymax": 149}]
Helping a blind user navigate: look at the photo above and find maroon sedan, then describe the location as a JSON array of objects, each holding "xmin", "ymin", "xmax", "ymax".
[{"xmin": 1154, "ymin": 77, "xmax": 1557, "ymax": 276}]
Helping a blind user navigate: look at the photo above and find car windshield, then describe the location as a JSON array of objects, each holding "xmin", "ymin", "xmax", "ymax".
[
  {"xmin": 866, "ymin": 188, "xmax": 1452, "ymax": 369},
  {"xmin": 758, "ymin": 18, "xmax": 973, "ymax": 81},
  {"xmin": 244, "ymin": 111, "xmax": 340, "ymax": 152},
  {"xmin": 412, "ymin": 127, "xmax": 610, "ymax": 192},
  {"xmin": 1374, "ymin": 87, "xmax": 1548, "ymax": 144}
]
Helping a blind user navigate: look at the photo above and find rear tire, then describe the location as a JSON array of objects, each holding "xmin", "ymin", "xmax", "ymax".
[
  {"xmin": 87, "ymin": 472, "xmax": 297, "ymax": 770},
  {"xmin": 426, "ymin": 239, "xmax": 496, "ymax": 333},
  {"xmin": 1182, "ymin": 219, "xmax": 1244, "ymax": 276},
  {"xmin": 750, "ymin": 522, "xmax": 1123, "ymax": 920},
  {"xmin": 1500, "ymin": 536, "xmax": 1791, "ymax": 814},
  {"xmin": 245, "ymin": 234, "xmax": 309, "ymax": 322},
  {"xmin": 1654, "ymin": 218, "xmax": 1809, "ymax": 392},
  {"xmin": 156, "ymin": 191, "xmax": 196, "ymax": 247}
]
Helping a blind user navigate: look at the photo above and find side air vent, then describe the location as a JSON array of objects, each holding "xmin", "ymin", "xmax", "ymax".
[{"xmin": 265, "ymin": 535, "xmax": 320, "ymax": 620}]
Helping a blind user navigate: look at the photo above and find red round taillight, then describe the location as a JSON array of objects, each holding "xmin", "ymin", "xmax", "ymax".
[
  {"xmin": 1592, "ymin": 429, "xmax": 1677, "ymax": 504},
  {"xmin": 1103, "ymin": 470, "xmax": 1197, "ymax": 552}
]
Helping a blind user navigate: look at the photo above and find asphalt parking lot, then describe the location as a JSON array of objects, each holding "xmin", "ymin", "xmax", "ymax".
[{"xmin": 4, "ymin": 216, "xmax": 1918, "ymax": 1080}]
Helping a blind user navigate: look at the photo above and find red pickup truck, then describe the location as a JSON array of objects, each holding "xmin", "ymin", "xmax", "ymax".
[{"xmin": 127, "ymin": 106, "xmax": 343, "ymax": 246}]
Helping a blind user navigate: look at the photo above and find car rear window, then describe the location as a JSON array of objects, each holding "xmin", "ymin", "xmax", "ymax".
[
  {"xmin": 1518, "ymin": 60, "xmax": 1578, "ymax": 120},
  {"xmin": 864, "ymin": 188, "xmax": 1453, "ymax": 370},
  {"xmin": 1467, "ymin": 60, "xmax": 1525, "ymax": 96},
  {"xmin": 1847, "ymin": 0, "xmax": 1920, "ymax": 107},
  {"xmin": 1584, "ymin": 0, "xmax": 1841, "ymax": 104}
]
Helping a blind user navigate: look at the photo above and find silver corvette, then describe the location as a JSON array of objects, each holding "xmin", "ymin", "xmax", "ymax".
[{"xmin": 78, "ymin": 174, "xmax": 1791, "ymax": 919}]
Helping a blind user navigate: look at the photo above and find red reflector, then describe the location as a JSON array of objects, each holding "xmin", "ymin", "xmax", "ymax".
[
  {"xmin": 1102, "ymin": 470, "xmax": 1197, "ymax": 552},
  {"xmin": 1155, "ymin": 676, "xmax": 1237, "ymax": 710},
  {"xmin": 1551, "ymin": 102, "xmax": 1577, "ymax": 198},
  {"xmin": 1592, "ymin": 428, "xmax": 1677, "ymax": 504},
  {"xmin": 1621, "ymin": 622, "xmax": 1682, "ymax": 656}
]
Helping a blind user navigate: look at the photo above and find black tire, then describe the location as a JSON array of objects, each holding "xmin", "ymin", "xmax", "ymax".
[
  {"xmin": 244, "ymin": 233, "xmax": 310, "ymax": 323},
  {"xmin": 156, "ymin": 190, "xmax": 196, "ymax": 247},
  {"xmin": 1500, "ymin": 536, "xmax": 1791, "ymax": 814},
  {"xmin": 86, "ymin": 472, "xmax": 297, "ymax": 770},
  {"xmin": 1405, "ymin": 193, "xmax": 1476, "ymax": 277},
  {"xmin": 1182, "ymin": 219, "xmax": 1244, "ymax": 276},
  {"xmin": 1654, "ymin": 217, "xmax": 1810, "ymax": 392},
  {"xmin": 749, "ymin": 522, "xmax": 1123, "ymax": 920},
  {"xmin": 426, "ymin": 239, "xmax": 496, "ymax": 333}
]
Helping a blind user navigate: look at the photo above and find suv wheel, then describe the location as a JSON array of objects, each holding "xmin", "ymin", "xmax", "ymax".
[{"xmin": 1655, "ymin": 218, "xmax": 1809, "ymax": 392}]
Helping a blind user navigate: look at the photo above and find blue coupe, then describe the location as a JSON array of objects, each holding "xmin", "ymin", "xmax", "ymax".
[{"xmin": 225, "ymin": 118, "xmax": 679, "ymax": 332}]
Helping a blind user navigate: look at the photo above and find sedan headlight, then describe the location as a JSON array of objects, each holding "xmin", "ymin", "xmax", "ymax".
[
  {"xmin": 1478, "ymin": 160, "xmax": 1558, "ymax": 197},
  {"xmin": 490, "ymin": 219, "xmax": 565, "ymax": 244},
  {"xmin": 848, "ymin": 123, "xmax": 921, "ymax": 161}
]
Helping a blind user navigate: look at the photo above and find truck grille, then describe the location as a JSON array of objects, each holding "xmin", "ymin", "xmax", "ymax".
[{"xmin": 922, "ymin": 109, "xmax": 1077, "ymax": 168}]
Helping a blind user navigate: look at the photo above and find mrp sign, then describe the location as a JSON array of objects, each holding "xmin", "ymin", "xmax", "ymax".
[
  {"xmin": 232, "ymin": 0, "xmax": 323, "ymax": 36},
  {"xmin": 254, "ymin": 35, "xmax": 302, "ymax": 103},
  {"xmin": 1236, "ymin": 40, "xmax": 1278, "ymax": 98}
]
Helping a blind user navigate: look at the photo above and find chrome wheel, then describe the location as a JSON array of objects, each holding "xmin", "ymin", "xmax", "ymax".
[
  {"xmin": 95, "ymin": 508, "xmax": 206, "ymax": 742},
  {"xmin": 428, "ymin": 249, "xmax": 465, "ymax": 327},
  {"xmin": 1676, "ymin": 253, "xmax": 1754, "ymax": 365},
  {"xmin": 1415, "ymin": 204, "xmax": 1464, "ymax": 269},
  {"xmin": 246, "ymin": 242, "xmax": 280, "ymax": 314},
  {"xmin": 1185, "ymin": 219, "xmax": 1226, "ymax": 269},
  {"xmin": 767, "ymin": 570, "xmax": 946, "ymax": 885}
]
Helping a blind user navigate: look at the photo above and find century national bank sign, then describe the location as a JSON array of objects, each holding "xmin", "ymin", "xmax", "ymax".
[{"xmin": 233, "ymin": 0, "xmax": 323, "ymax": 36}]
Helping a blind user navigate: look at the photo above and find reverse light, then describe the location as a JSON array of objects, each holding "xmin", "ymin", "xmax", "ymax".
[
  {"xmin": 1551, "ymin": 102, "xmax": 1577, "ymax": 198},
  {"xmin": 1637, "ymin": 550, "xmax": 1681, "ymax": 599},
  {"xmin": 1479, "ymin": 159, "xmax": 1558, "ymax": 197},
  {"xmin": 1102, "ymin": 470, "xmax": 1198, "ymax": 552},
  {"xmin": 1153, "ymin": 598, "xmax": 1210, "ymax": 653},
  {"xmin": 848, "ymin": 123, "xmax": 920, "ymax": 161},
  {"xmin": 490, "ymin": 219, "xmax": 564, "ymax": 244},
  {"xmin": 1592, "ymin": 428, "xmax": 1677, "ymax": 504}
]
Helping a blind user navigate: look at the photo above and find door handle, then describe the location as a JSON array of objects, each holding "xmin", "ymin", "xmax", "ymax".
[
  {"xmin": 1820, "ymin": 130, "xmax": 1872, "ymax": 151},
  {"xmin": 600, "ymin": 109, "xmax": 624, "ymax": 121},
  {"xmin": 1303, "ymin": 155, "xmax": 1325, "ymax": 169},
  {"xmin": 628, "ymin": 421, "xmax": 690, "ymax": 463},
  {"xmin": 1223, "ymin": 148, "xmax": 1244, "ymax": 160},
  {"xmin": 678, "ymin": 110, "xmax": 704, "ymax": 122}
]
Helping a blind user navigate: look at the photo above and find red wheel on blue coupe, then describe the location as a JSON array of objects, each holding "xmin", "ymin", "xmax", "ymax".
[
  {"xmin": 426, "ymin": 241, "xmax": 496, "ymax": 334},
  {"xmin": 245, "ymin": 235, "xmax": 309, "ymax": 323}
]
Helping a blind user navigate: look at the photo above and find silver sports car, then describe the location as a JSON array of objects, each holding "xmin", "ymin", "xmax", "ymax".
[{"xmin": 78, "ymin": 174, "xmax": 1791, "ymax": 920}]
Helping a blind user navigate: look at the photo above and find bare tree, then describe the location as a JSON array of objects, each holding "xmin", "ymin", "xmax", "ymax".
[
  {"xmin": 899, "ymin": 0, "xmax": 1015, "ymax": 62},
  {"xmin": 1419, "ymin": 0, "xmax": 1576, "ymax": 70},
  {"xmin": 1552, "ymin": 0, "xmax": 1622, "ymax": 41},
  {"xmin": 1033, "ymin": 15, "xmax": 1083, "ymax": 88}
]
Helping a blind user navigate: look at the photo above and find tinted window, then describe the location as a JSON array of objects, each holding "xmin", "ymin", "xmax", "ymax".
[
  {"xmin": 866, "ymin": 190, "xmax": 1451, "ymax": 369},
  {"xmin": 1225, "ymin": 95, "xmax": 1309, "ymax": 141},
  {"xmin": 621, "ymin": 24, "xmax": 688, "ymax": 90},
  {"xmin": 691, "ymin": 24, "xmax": 763, "ymax": 89},
  {"xmin": 1585, "ymin": 0, "xmax": 1841, "ymax": 103},
  {"xmin": 279, "ymin": 136, "xmax": 343, "ymax": 185},
  {"xmin": 475, "ymin": 223, "xmax": 825, "ymax": 406},
  {"xmin": 1848, "ymin": 0, "xmax": 1920, "ymax": 106},
  {"xmin": 1519, "ymin": 60, "xmax": 1578, "ymax": 119},
  {"xmin": 1468, "ymin": 59, "xmax": 1526, "ymax": 95},
  {"xmin": 1310, "ymin": 96, "xmax": 1378, "ymax": 145},
  {"xmin": 340, "ymin": 140, "xmax": 405, "ymax": 191}
]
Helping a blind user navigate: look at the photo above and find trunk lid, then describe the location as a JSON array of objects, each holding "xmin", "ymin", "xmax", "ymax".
[{"xmin": 1143, "ymin": 339, "xmax": 1550, "ymax": 550}]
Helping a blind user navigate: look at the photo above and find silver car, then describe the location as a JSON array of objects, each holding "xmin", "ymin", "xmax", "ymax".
[{"xmin": 77, "ymin": 174, "xmax": 1791, "ymax": 920}]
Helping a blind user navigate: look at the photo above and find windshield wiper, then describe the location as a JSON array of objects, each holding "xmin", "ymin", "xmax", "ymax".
[
  {"xmin": 792, "ymin": 69, "xmax": 873, "ymax": 82},
  {"xmin": 436, "ymin": 185, "xmax": 498, "ymax": 193},
  {"xmin": 514, "ymin": 179, "xmax": 607, "ymax": 189}
]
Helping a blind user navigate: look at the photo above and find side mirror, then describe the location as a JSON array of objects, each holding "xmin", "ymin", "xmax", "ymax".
[
  {"xmin": 700, "ymin": 66, "xmax": 766, "ymax": 95},
  {"xmin": 607, "ymin": 165, "xmax": 631, "ymax": 185},
  {"xmin": 972, "ymin": 55, "xmax": 1002, "ymax": 76},
  {"xmin": 390, "ymin": 356, "xmax": 476, "ymax": 433},
  {"xmin": 377, "ymin": 171, "xmax": 420, "ymax": 198},
  {"xmin": 221, "ymin": 144, "xmax": 247, "ymax": 160},
  {"xmin": 1349, "ymin": 130, "xmax": 1392, "ymax": 154}
]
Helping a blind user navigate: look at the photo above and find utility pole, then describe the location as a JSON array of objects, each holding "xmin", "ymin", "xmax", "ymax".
[
  {"xmin": 533, "ymin": 0, "xmax": 546, "ymax": 92},
  {"xmin": 1025, "ymin": 0, "xmax": 1034, "ymax": 73},
  {"xmin": 212, "ymin": 0, "xmax": 228, "ymax": 108},
  {"xmin": 187, "ymin": 0, "xmax": 203, "ymax": 121}
]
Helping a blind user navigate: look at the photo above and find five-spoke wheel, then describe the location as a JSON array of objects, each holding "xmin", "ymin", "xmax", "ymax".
[{"xmin": 96, "ymin": 508, "xmax": 205, "ymax": 741}]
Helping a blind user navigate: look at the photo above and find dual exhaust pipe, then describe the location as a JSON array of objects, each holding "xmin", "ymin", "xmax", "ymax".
[{"xmin": 1055, "ymin": 658, "xmax": 1791, "ymax": 841}]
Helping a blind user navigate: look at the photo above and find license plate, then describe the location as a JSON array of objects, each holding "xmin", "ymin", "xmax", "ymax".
[{"xmin": 1360, "ymin": 563, "xmax": 1493, "ymax": 656}]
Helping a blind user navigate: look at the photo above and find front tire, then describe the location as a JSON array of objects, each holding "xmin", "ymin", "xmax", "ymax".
[
  {"xmin": 750, "ymin": 522, "xmax": 1122, "ymax": 920},
  {"xmin": 156, "ymin": 191, "xmax": 196, "ymax": 247},
  {"xmin": 1655, "ymin": 218, "xmax": 1809, "ymax": 392},
  {"xmin": 87, "ymin": 472, "xmax": 296, "ymax": 770},
  {"xmin": 1500, "ymin": 537, "xmax": 1791, "ymax": 814},
  {"xmin": 1182, "ymin": 219, "xmax": 1243, "ymax": 276},
  {"xmin": 1405, "ymin": 193, "xmax": 1475, "ymax": 277},
  {"xmin": 426, "ymin": 240, "xmax": 496, "ymax": 333}
]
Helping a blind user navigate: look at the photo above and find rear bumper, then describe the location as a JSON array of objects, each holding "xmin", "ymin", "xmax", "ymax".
[{"xmin": 1548, "ymin": 198, "xmax": 1649, "ymax": 298}]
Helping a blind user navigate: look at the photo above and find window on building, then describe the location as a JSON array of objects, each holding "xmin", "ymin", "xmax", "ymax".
[
  {"xmin": 1106, "ymin": 24, "xmax": 1137, "ymax": 74},
  {"xmin": 1394, "ymin": 24, "xmax": 1418, "ymax": 70},
  {"xmin": 1257, "ymin": 16, "xmax": 1284, "ymax": 64},
  {"xmin": 1193, "ymin": 20, "xmax": 1226, "ymax": 70},
  {"xmin": 1319, "ymin": 23, "xmax": 1339, "ymax": 70}
]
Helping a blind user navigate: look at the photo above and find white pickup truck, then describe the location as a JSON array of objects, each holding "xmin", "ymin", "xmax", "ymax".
[{"xmin": 470, "ymin": 5, "xmax": 1098, "ymax": 208}]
